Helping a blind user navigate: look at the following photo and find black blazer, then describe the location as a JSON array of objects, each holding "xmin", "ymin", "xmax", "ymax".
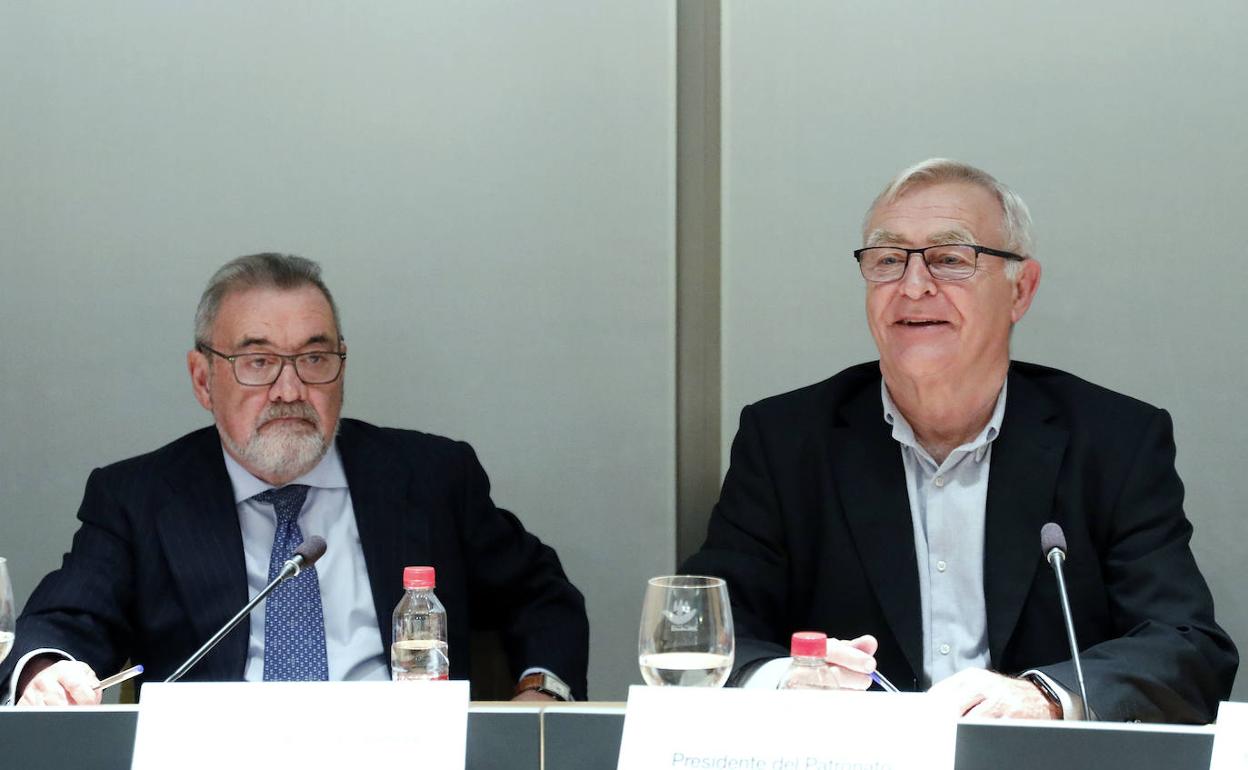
[
  {"xmin": 683, "ymin": 361, "xmax": 1236, "ymax": 722},
  {"xmin": 5, "ymin": 419, "xmax": 590, "ymax": 699}
]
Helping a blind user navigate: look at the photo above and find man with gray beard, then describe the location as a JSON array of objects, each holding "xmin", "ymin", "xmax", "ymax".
[{"xmin": 2, "ymin": 253, "xmax": 589, "ymax": 704}]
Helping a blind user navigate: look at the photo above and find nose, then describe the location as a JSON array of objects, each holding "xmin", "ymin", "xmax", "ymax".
[
  {"xmin": 268, "ymin": 358, "xmax": 306, "ymax": 402},
  {"xmin": 899, "ymin": 252, "xmax": 937, "ymax": 299}
]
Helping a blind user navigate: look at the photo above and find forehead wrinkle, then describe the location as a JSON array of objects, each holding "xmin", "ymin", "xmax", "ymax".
[{"xmin": 235, "ymin": 332, "xmax": 335, "ymax": 351}]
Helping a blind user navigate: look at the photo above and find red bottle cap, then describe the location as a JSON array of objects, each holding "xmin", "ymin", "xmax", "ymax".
[
  {"xmin": 403, "ymin": 566, "xmax": 436, "ymax": 589},
  {"xmin": 790, "ymin": 631, "xmax": 828, "ymax": 658}
]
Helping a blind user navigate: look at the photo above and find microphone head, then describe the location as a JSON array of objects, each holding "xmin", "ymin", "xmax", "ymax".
[
  {"xmin": 295, "ymin": 535, "xmax": 328, "ymax": 567},
  {"xmin": 1040, "ymin": 522, "xmax": 1067, "ymax": 557}
]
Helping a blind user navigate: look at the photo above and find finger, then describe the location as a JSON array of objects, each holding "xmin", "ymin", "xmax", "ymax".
[
  {"xmin": 927, "ymin": 667, "xmax": 993, "ymax": 697},
  {"xmin": 927, "ymin": 673, "xmax": 985, "ymax": 716},
  {"xmin": 66, "ymin": 680, "xmax": 103, "ymax": 705},
  {"xmin": 844, "ymin": 635, "xmax": 879, "ymax": 656},
  {"xmin": 823, "ymin": 638, "xmax": 877, "ymax": 673},
  {"xmin": 511, "ymin": 690, "xmax": 555, "ymax": 703},
  {"xmin": 56, "ymin": 662, "xmax": 101, "ymax": 705},
  {"xmin": 989, "ymin": 678, "xmax": 1055, "ymax": 719},
  {"xmin": 22, "ymin": 662, "xmax": 101, "ymax": 707},
  {"xmin": 961, "ymin": 695, "xmax": 995, "ymax": 718},
  {"xmin": 51, "ymin": 658, "xmax": 101, "ymax": 703},
  {"xmin": 21, "ymin": 678, "xmax": 70, "ymax": 707}
]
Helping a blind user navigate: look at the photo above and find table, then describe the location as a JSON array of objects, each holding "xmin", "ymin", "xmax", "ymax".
[{"xmin": 0, "ymin": 702, "xmax": 1215, "ymax": 770}]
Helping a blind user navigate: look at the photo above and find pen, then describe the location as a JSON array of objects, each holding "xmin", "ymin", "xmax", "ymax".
[
  {"xmin": 94, "ymin": 664, "xmax": 144, "ymax": 692},
  {"xmin": 871, "ymin": 669, "xmax": 900, "ymax": 693}
]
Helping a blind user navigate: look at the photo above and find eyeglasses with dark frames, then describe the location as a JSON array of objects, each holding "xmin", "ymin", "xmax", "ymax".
[
  {"xmin": 197, "ymin": 344, "xmax": 347, "ymax": 386},
  {"xmin": 853, "ymin": 243, "xmax": 1027, "ymax": 283}
]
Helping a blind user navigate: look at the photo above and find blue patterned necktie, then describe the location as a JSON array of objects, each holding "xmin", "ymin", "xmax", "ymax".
[{"xmin": 254, "ymin": 484, "xmax": 329, "ymax": 681}]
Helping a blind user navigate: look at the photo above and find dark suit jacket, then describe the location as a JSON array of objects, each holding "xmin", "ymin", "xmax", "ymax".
[
  {"xmin": 4, "ymin": 419, "xmax": 590, "ymax": 699},
  {"xmin": 682, "ymin": 361, "xmax": 1236, "ymax": 722}
]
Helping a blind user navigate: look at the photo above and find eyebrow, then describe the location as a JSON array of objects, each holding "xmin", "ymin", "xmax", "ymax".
[
  {"xmin": 236, "ymin": 333, "xmax": 335, "ymax": 350},
  {"xmin": 927, "ymin": 229, "xmax": 976, "ymax": 245},
  {"xmin": 864, "ymin": 228, "xmax": 976, "ymax": 248},
  {"xmin": 865, "ymin": 229, "xmax": 906, "ymax": 247}
]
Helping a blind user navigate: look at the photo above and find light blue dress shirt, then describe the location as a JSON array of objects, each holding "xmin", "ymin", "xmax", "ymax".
[
  {"xmin": 747, "ymin": 381, "xmax": 1006, "ymax": 691},
  {"xmin": 223, "ymin": 444, "xmax": 390, "ymax": 682},
  {"xmin": 881, "ymin": 380, "xmax": 1005, "ymax": 688}
]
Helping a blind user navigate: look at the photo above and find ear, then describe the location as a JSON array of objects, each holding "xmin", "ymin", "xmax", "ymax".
[
  {"xmin": 1010, "ymin": 259, "xmax": 1042, "ymax": 324},
  {"xmin": 188, "ymin": 349, "xmax": 214, "ymax": 411}
]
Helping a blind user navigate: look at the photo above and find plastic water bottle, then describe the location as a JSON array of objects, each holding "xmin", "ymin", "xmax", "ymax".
[
  {"xmin": 391, "ymin": 565, "xmax": 449, "ymax": 681},
  {"xmin": 777, "ymin": 631, "xmax": 839, "ymax": 690}
]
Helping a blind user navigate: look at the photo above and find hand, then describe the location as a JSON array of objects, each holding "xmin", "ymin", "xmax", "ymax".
[
  {"xmin": 820, "ymin": 634, "xmax": 880, "ymax": 690},
  {"xmin": 926, "ymin": 668, "xmax": 1059, "ymax": 719},
  {"xmin": 511, "ymin": 689, "xmax": 557, "ymax": 703},
  {"xmin": 17, "ymin": 659, "xmax": 103, "ymax": 707}
]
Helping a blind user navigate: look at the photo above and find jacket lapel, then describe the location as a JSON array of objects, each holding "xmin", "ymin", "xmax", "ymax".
[
  {"xmin": 827, "ymin": 382, "xmax": 924, "ymax": 680},
  {"xmin": 336, "ymin": 419, "xmax": 428, "ymax": 648},
  {"xmin": 983, "ymin": 367, "xmax": 1068, "ymax": 664},
  {"xmin": 154, "ymin": 428, "xmax": 250, "ymax": 676}
]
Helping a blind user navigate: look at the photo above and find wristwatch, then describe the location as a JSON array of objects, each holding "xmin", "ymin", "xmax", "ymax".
[
  {"xmin": 1023, "ymin": 672, "xmax": 1064, "ymax": 718},
  {"xmin": 514, "ymin": 671, "xmax": 573, "ymax": 702}
]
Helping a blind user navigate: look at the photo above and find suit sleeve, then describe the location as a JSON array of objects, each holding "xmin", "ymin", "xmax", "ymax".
[
  {"xmin": 452, "ymin": 442, "xmax": 590, "ymax": 699},
  {"xmin": 1037, "ymin": 409, "xmax": 1237, "ymax": 722},
  {"xmin": 1, "ymin": 468, "xmax": 135, "ymax": 690},
  {"xmin": 681, "ymin": 404, "xmax": 793, "ymax": 678}
]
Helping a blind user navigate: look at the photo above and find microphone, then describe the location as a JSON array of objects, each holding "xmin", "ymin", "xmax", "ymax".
[
  {"xmin": 1040, "ymin": 523, "xmax": 1091, "ymax": 718},
  {"xmin": 164, "ymin": 536, "xmax": 328, "ymax": 683},
  {"xmin": 280, "ymin": 536, "xmax": 328, "ymax": 580}
]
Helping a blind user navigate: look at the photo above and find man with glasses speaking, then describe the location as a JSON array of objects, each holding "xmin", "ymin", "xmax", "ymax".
[
  {"xmin": 683, "ymin": 159, "xmax": 1237, "ymax": 722},
  {"xmin": 2, "ymin": 253, "xmax": 589, "ymax": 705}
]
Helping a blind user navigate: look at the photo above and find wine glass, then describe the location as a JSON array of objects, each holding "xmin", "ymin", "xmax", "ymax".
[
  {"xmin": 638, "ymin": 575, "xmax": 734, "ymax": 687},
  {"xmin": 0, "ymin": 557, "xmax": 13, "ymax": 665}
]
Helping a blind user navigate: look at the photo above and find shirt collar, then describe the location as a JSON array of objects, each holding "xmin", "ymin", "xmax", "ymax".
[
  {"xmin": 221, "ymin": 440, "xmax": 349, "ymax": 504},
  {"xmin": 881, "ymin": 378, "xmax": 1008, "ymax": 462}
]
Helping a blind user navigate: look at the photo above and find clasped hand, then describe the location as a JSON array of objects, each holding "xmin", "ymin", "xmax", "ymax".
[{"xmin": 815, "ymin": 636, "xmax": 1058, "ymax": 719}]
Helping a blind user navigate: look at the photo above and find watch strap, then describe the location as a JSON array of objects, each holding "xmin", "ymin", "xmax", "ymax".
[{"xmin": 514, "ymin": 671, "xmax": 573, "ymax": 702}]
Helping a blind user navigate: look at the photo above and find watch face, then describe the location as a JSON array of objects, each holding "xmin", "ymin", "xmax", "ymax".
[{"xmin": 539, "ymin": 674, "xmax": 572, "ymax": 701}]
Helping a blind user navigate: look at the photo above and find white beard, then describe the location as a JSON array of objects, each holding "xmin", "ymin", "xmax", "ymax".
[{"xmin": 220, "ymin": 404, "xmax": 331, "ymax": 482}]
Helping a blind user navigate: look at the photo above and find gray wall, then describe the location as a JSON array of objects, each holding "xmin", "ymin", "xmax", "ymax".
[
  {"xmin": 721, "ymin": 0, "xmax": 1248, "ymax": 700},
  {"xmin": 0, "ymin": 1, "xmax": 675, "ymax": 699},
  {"xmin": 3, "ymin": 0, "xmax": 1246, "ymax": 704}
]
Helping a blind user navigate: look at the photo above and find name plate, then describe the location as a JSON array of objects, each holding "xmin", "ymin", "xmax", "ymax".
[
  {"xmin": 131, "ymin": 680, "xmax": 469, "ymax": 770},
  {"xmin": 616, "ymin": 686, "xmax": 955, "ymax": 770},
  {"xmin": 1211, "ymin": 701, "xmax": 1248, "ymax": 769}
]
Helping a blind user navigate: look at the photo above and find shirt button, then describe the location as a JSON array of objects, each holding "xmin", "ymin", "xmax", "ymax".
[
  {"xmin": 934, "ymin": 475, "xmax": 945, "ymax": 488},
  {"xmin": 939, "ymin": 644, "xmax": 951, "ymax": 655},
  {"xmin": 937, "ymin": 560, "xmax": 947, "ymax": 572}
]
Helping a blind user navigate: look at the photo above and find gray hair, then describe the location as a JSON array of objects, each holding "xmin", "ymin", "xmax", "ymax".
[
  {"xmin": 193, "ymin": 253, "xmax": 342, "ymax": 346},
  {"xmin": 863, "ymin": 158, "xmax": 1035, "ymax": 279}
]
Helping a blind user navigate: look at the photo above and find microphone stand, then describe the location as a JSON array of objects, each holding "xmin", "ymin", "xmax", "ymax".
[
  {"xmin": 165, "ymin": 557, "xmax": 308, "ymax": 684},
  {"xmin": 1047, "ymin": 547, "xmax": 1091, "ymax": 714}
]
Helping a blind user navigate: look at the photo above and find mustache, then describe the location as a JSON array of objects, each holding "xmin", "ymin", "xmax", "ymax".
[{"xmin": 256, "ymin": 402, "xmax": 321, "ymax": 429}]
